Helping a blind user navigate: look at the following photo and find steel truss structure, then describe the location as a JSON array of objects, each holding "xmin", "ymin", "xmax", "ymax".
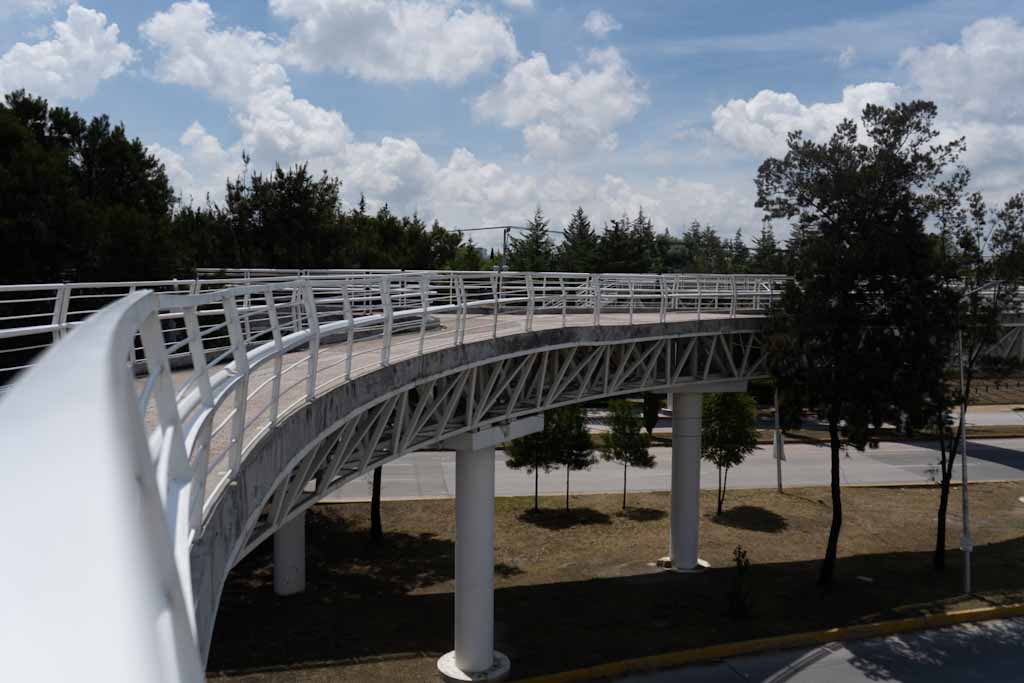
[{"xmin": 250, "ymin": 328, "xmax": 765, "ymax": 554}]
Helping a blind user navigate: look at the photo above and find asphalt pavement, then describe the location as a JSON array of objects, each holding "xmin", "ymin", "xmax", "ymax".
[
  {"xmin": 610, "ymin": 617, "xmax": 1024, "ymax": 682},
  {"xmin": 324, "ymin": 437, "xmax": 1024, "ymax": 502}
]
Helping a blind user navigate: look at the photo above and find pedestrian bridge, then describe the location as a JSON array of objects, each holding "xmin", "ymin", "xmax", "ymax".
[{"xmin": 0, "ymin": 270, "xmax": 883, "ymax": 680}]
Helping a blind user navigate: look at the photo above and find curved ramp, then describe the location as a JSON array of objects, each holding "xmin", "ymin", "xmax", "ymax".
[{"xmin": 0, "ymin": 271, "xmax": 781, "ymax": 679}]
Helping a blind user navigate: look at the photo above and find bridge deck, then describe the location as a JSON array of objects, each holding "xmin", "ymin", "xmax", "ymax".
[{"xmin": 154, "ymin": 311, "xmax": 754, "ymax": 507}]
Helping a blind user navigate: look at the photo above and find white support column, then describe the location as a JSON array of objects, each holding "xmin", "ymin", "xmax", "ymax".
[
  {"xmin": 438, "ymin": 446, "xmax": 510, "ymax": 682},
  {"xmin": 663, "ymin": 392, "xmax": 708, "ymax": 572},
  {"xmin": 273, "ymin": 511, "xmax": 306, "ymax": 596}
]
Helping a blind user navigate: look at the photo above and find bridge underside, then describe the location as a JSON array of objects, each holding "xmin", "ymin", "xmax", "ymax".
[{"xmin": 191, "ymin": 316, "xmax": 767, "ymax": 659}]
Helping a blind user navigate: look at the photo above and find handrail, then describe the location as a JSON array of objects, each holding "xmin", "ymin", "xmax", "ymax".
[
  {"xmin": 0, "ymin": 270, "xmax": 785, "ymax": 676},
  {"xmin": 0, "ymin": 292, "xmax": 203, "ymax": 681}
]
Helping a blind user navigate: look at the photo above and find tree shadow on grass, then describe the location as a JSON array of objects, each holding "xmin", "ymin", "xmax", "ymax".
[
  {"xmin": 618, "ymin": 507, "xmax": 667, "ymax": 522},
  {"xmin": 713, "ymin": 505, "xmax": 788, "ymax": 533},
  {"xmin": 209, "ymin": 531, "xmax": 1024, "ymax": 676},
  {"xmin": 222, "ymin": 508, "xmax": 527, "ymax": 603},
  {"xmin": 517, "ymin": 507, "xmax": 612, "ymax": 530}
]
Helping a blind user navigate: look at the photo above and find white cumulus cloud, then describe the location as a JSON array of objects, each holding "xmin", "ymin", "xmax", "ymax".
[
  {"xmin": 711, "ymin": 82, "xmax": 902, "ymax": 157},
  {"xmin": 0, "ymin": 0, "xmax": 67, "ymax": 17},
  {"xmin": 0, "ymin": 4, "xmax": 133, "ymax": 100},
  {"xmin": 709, "ymin": 16, "xmax": 1024, "ymax": 216},
  {"xmin": 268, "ymin": 0, "xmax": 518, "ymax": 85},
  {"xmin": 901, "ymin": 17, "xmax": 1024, "ymax": 123},
  {"xmin": 137, "ymin": 1, "xmax": 760, "ymax": 242},
  {"xmin": 583, "ymin": 9, "xmax": 621, "ymax": 38},
  {"xmin": 474, "ymin": 47, "xmax": 648, "ymax": 158}
]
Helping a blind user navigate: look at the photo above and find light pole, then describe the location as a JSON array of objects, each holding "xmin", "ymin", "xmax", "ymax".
[
  {"xmin": 457, "ymin": 224, "xmax": 566, "ymax": 273},
  {"xmin": 955, "ymin": 281, "xmax": 997, "ymax": 595},
  {"xmin": 774, "ymin": 386, "xmax": 785, "ymax": 493},
  {"xmin": 957, "ymin": 319, "xmax": 972, "ymax": 594}
]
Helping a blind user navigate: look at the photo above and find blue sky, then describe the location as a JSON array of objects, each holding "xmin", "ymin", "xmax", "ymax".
[{"xmin": 2, "ymin": 0, "xmax": 1023, "ymax": 247}]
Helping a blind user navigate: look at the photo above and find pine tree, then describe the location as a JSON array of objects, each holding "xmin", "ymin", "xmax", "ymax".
[
  {"xmin": 631, "ymin": 208, "xmax": 659, "ymax": 272},
  {"xmin": 597, "ymin": 215, "xmax": 642, "ymax": 273},
  {"xmin": 728, "ymin": 229, "xmax": 750, "ymax": 272},
  {"xmin": 549, "ymin": 406, "xmax": 597, "ymax": 510},
  {"xmin": 751, "ymin": 222, "xmax": 783, "ymax": 272},
  {"xmin": 508, "ymin": 206, "xmax": 555, "ymax": 271},
  {"xmin": 505, "ymin": 428, "xmax": 559, "ymax": 512},
  {"xmin": 558, "ymin": 206, "xmax": 599, "ymax": 272},
  {"xmin": 601, "ymin": 400, "xmax": 655, "ymax": 509}
]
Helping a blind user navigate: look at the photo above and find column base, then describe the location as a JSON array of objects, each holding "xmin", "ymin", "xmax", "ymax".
[
  {"xmin": 656, "ymin": 556, "xmax": 710, "ymax": 573},
  {"xmin": 437, "ymin": 651, "xmax": 510, "ymax": 682}
]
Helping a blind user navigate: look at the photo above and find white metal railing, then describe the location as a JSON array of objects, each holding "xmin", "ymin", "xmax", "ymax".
[
  {"xmin": 0, "ymin": 270, "xmax": 784, "ymax": 680},
  {"xmin": 0, "ymin": 272, "xmax": 787, "ymax": 387}
]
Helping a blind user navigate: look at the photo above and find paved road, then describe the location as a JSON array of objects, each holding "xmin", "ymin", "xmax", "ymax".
[
  {"xmin": 324, "ymin": 437, "xmax": 1024, "ymax": 502},
  {"xmin": 611, "ymin": 617, "xmax": 1024, "ymax": 682}
]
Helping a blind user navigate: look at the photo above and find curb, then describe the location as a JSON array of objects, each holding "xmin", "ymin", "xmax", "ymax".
[
  {"xmin": 515, "ymin": 603, "xmax": 1024, "ymax": 683},
  {"xmin": 845, "ymin": 478, "xmax": 1020, "ymax": 489}
]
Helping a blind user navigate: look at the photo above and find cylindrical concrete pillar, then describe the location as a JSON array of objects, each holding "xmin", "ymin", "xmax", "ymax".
[
  {"xmin": 671, "ymin": 392, "xmax": 702, "ymax": 570},
  {"xmin": 273, "ymin": 511, "xmax": 306, "ymax": 596},
  {"xmin": 454, "ymin": 446, "xmax": 496, "ymax": 673}
]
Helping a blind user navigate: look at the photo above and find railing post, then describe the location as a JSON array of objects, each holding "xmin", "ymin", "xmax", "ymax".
[
  {"xmin": 180, "ymin": 303, "xmax": 214, "ymax": 532},
  {"xmin": 51, "ymin": 284, "xmax": 69, "ymax": 343},
  {"xmin": 626, "ymin": 280, "xmax": 633, "ymax": 325},
  {"xmin": 525, "ymin": 273, "xmax": 535, "ymax": 332},
  {"xmin": 696, "ymin": 276, "xmax": 704, "ymax": 321},
  {"xmin": 730, "ymin": 274, "xmax": 737, "ymax": 317},
  {"xmin": 659, "ymin": 276, "xmax": 667, "ymax": 323},
  {"xmin": 419, "ymin": 273, "xmax": 430, "ymax": 355},
  {"xmin": 592, "ymin": 274, "xmax": 601, "ymax": 326},
  {"xmin": 264, "ymin": 287, "xmax": 284, "ymax": 426},
  {"xmin": 222, "ymin": 295, "xmax": 250, "ymax": 472},
  {"xmin": 381, "ymin": 275, "xmax": 393, "ymax": 365},
  {"xmin": 342, "ymin": 282, "xmax": 354, "ymax": 380},
  {"xmin": 456, "ymin": 274, "xmax": 467, "ymax": 345},
  {"xmin": 137, "ymin": 305, "xmax": 197, "ymax": 639},
  {"xmin": 301, "ymin": 281, "xmax": 320, "ymax": 398},
  {"xmin": 491, "ymin": 272, "xmax": 499, "ymax": 339},
  {"xmin": 560, "ymin": 276, "xmax": 567, "ymax": 328}
]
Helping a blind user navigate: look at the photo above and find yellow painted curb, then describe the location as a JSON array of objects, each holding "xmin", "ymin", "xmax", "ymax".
[{"xmin": 516, "ymin": 603, "xmax": 1024, "ymax": 683}]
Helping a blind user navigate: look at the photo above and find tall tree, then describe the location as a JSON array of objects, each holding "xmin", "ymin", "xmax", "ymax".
[
  {"xmin": 505, "ymin": 406, "xmax": 596, "ymax": 511},
  {"xmin": 558, "ymin": 207, "xmax": 599, "ymax": 272},
  {"xmin": 631, "ymin": 208, "xmax": 659, "ymax": 272},
  {"xmin": 596, "ymin": 215, "xmax": 643, "ymax": 273},
  {"xmin": 751, "ymin": 222, "xmax": 784, "ymax": 273},
  {"xmin": 702, "ymin": 393, "xmax": 758, "ymax": 515},
  {"xmin": 601, "ymin": 399, "xmax": 655, "ymax": 509},
  {"xmin": 223, "ymin": 162, "xmax": 343, "ymax": 268},
  {"xmin": 0, "ymin": 90, "xmax": 176, "ymax": 282},
  {"xmin": 505, "ymin": 424, "xmax": 560, "ymax": 511},
  {"xmin": 549, "ymin": 406, "xmax": 597, "ymax": 510},
  {"xmin": 726, "ymin": 229, "xmax": 750, "ymax": 272},
  {"xmin": 679, "ymin": 221, "xmax": 728, "ymax": 272},
  {"xmin": 929, "ymin": 182, "xmax": 1024, "ymax": 570},
  {"xmin": 508, "ymin": 206, "xmax": 555, "ymax": 271},
  {"xmin": 758, "ymin": 101, "xmax": 960, "ymax": 586}
]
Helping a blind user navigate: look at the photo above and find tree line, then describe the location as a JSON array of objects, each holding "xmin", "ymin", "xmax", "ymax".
[
  {"xmin": 0, "ymin": 90, "xmax": 483, "ymax": 283},
  {"xmin": 1, "ymin": 89, "xmax": 785, "ymax": 284},
  {"xmin": 507, "ymin": 206, "xmax": 786, "ymax": 274}
]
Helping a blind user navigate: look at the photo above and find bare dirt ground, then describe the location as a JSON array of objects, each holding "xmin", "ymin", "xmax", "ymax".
[{"xmin": 208, "ymin": 482, "xmax": 1024, "ymax": 682}]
